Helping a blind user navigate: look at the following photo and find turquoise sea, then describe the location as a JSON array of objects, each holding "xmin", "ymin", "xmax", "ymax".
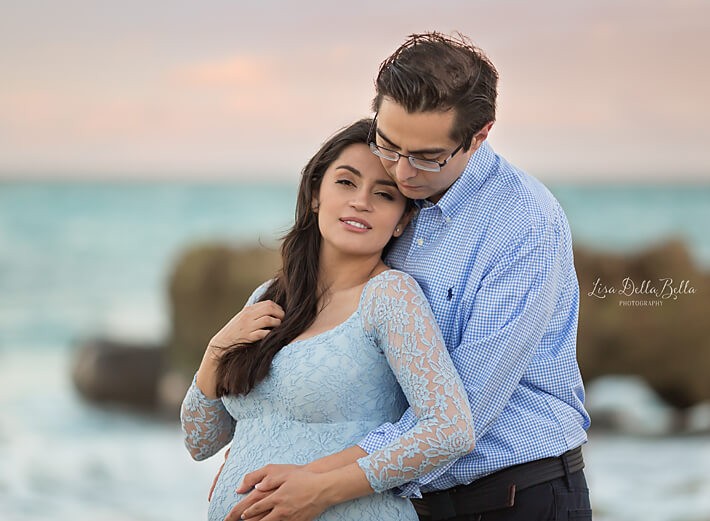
[{"xmin": 1, "ymin": 181, "xmax": 709, "ymax": 521}]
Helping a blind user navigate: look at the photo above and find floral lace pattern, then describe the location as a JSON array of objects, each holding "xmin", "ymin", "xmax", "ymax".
[
  {"xmin": 180, "ymin": 271, "xmax": 473, "ymax": 520},
  {"xmin": 180, "ymin": 376, "xmax": 235, "ymax": 461},
  {"xmin": 356, "ymin": 271, "xmax": 475, "ymax": 492}
]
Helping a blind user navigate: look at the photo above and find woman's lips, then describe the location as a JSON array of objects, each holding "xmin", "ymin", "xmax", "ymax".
[{"xmin": 339, "ymin": 217, "xmax": 371, "ymax": 231}]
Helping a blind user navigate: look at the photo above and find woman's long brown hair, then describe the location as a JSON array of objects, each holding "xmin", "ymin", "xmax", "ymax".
[{"xmin": 215, "ymin": 119, "xmax": 377, "ymax": 397}]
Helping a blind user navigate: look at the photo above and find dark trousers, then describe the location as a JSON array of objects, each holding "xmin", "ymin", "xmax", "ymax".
[{"xmin": 415, "ymin": 469, "xmax": 592, "ymax": 521}]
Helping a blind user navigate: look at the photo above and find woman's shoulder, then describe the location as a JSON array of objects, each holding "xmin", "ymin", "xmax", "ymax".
[
  {"xmin": 370, "ymin": 267, "xmax": 414, "ymax": 283},
  {"xmin": 246, "ymin": 278, "xmax": 275, "ymax": 306},
  {"xmin": 359, "ymin": 269, "xmax": 431, "ymax": 340},
  {"xmin": 361, "ymin": 268, "xmax": 425, "ymax": 304}
]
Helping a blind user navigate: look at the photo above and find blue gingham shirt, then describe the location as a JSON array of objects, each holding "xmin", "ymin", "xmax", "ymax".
[{"xmin": 359, "ymin": 141, "xmax": 590, "ymax": 497}]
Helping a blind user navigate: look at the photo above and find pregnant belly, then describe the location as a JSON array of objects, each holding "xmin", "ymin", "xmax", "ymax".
[{"xmin": 207, "ymin": 417, "xmax": 417, "ymax": 521}]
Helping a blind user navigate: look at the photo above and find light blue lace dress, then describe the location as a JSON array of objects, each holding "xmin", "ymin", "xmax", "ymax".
[{"xmin": 181, "ymin": 270, "xmax": 474, "ymax": 521}]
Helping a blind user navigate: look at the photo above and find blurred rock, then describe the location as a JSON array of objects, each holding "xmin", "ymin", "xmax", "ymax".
[
  {"xmin": 166, "ymin": 243, "xmax": 281, "ymax": 376},
  {"xmin": 575, "ymin": 238, "xmax": 710, "ymax": 409},
  {"xmin": 157, "ymin": 369, "xmax": 193, "ymax": 418},
  {"xmin": 585, "ymin": 375, "xmax": 679, "ymax": 435},
  {"xmin": 73, "ymin": 237, "xmax": 710, "ymax": 426},
  {"xmin": 685, "ymin": 402, "xmax": 710, "ymax": 434},
  {"xmin": 72, "ymin": 338, "xmax": 165, "ymax": 409},
  {"xmin": 72, "ymin": 243, "xmax": 281, "ymax": 416}
]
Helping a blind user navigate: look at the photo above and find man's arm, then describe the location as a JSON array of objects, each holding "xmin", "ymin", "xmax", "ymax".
[
  {"xmin": 452, "ymin": 215, "xmax": 568, "ymax": 438},
  {"xmin": 359, "ymin": 210, "xmax": 570, "ymax": 494}
]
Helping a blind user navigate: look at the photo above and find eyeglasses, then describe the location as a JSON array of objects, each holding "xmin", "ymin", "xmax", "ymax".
[{"xmin": 367, "ymin": 115, "xmax": 464, "ymax": 173}]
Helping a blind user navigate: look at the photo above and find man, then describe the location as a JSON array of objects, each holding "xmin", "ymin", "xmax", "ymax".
[{"xmin": 226, "ymin": 32, "xmax": 591, "ymax": 521}]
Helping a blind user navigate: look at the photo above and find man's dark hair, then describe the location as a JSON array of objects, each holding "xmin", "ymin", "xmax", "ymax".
[{"xmin": 373, "ymin": 32, "xmax": 499, "ymax": 151}]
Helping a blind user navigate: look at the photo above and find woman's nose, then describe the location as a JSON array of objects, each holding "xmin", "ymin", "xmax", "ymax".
[{"xmin": 349, "ymin": 191, "xmax": 373, "ymax": 211}]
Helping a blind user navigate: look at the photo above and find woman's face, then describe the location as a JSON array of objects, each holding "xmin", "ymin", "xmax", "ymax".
[{"xmin": 314, "ymin": 143, "xmax": 409, "ymax": 259}]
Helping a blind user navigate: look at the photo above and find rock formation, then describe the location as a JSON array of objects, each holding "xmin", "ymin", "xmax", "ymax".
[
  {"xmin": 72, "ymin": 237, "xmax": 710, "ymax": 427},
  {"xmin": 575, "ymin": 237, "xmax": 710, "ymax": 410},
  {"xmin": 72, "ymin": 337, "xmax": 164, "ymax": 410},
  {"xmin": 166, "ymin": 242, "xmax": 281, "ymax": 376}
]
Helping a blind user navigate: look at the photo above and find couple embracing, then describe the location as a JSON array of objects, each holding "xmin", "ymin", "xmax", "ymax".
[{"xmin": 181, "ymin": 32, "xmax": 592, "ymax": 521}]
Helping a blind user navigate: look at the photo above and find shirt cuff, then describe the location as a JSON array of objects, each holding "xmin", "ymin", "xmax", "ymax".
[
  {"xmin": 357, "ymin": 422, "xmax": 405, "ymax": 454},
  {"xmin": 395, "ymin": 481, "xmax": 423, "ymax": 499}
]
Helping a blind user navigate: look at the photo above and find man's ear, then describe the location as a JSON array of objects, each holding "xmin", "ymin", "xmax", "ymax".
[
  {"xmin": 470, "ymin": 121, "xmax": 495, "ymax": 151},
  {"xmin": 393, "ymin": 207, "xmax": 415, "ymax": 237}
]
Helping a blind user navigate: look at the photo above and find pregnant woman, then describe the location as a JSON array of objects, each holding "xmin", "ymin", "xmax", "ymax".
[{"xmin": 180, "ymin": 119, "xmax": 474, "ymax": 521}]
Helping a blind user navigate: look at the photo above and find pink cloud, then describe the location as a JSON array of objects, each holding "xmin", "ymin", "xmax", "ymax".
[
  {"xmin": 1, "ymin": 1, "xmax": 708, "ymax": 179},
  {"xmin": 176, "ymin": 55, "xmax": 272, "ymax": 87}
]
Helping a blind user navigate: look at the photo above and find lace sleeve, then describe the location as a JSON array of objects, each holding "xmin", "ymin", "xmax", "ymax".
[
  {"xmin": 180, "ymin": 279, "xmax": 272, "ymax": 461},
  {"xmin": 180, "ymin": 376, "xmax": 236, "ymax": 461},
  {"xmin": 357, "ymin": 271, "xmax": 475, "ymax": 493}
]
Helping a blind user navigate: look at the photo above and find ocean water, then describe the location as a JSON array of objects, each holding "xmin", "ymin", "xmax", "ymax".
[{"xmin": 1, "ymin": 181, "xmax": 709, "ymax": 521}]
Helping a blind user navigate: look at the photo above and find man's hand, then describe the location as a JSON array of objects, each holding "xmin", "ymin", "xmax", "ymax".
[{"xmin": 225, "ymin": 464, "xmax": 331, "ymax": 521}]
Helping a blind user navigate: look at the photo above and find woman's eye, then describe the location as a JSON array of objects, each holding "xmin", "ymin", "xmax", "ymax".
[
  {"xmin": 377, "ymin": 192, "xmax": 395, "ymax": 201},
  {"xmin": 335, "ymin": 179, "xmax": 355, "ymax": 187}
]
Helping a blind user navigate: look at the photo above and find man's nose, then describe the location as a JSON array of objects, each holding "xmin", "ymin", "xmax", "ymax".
[{"xmin": 394, "ymin": 157, "xmax": 417, "ymax": 182}]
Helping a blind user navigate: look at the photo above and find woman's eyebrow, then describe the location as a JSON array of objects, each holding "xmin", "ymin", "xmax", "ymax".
[
  {"xmin": 335, "ymin": 165, "xmax": 361, "ymax": 176},
  {"xmin": 335, "ymin": 165, "xmax": 398, "ymax": 187}
]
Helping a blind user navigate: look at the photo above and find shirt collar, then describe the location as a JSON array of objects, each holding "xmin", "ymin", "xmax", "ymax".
[{"xmin": 417, "ymin": 141, "xmax": 498, "ymax": 218}]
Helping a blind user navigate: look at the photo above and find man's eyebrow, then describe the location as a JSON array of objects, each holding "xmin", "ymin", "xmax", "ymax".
[
  {"xmin": 335, "ymin": 165, "xmax": 398, "ymax": 187},
  {"xmin": 376, "ymin": 129, "xmax": 447, "ymax": 155}
]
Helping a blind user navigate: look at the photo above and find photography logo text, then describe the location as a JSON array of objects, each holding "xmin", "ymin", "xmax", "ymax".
[{"xmin": 587, "ymin": 277, "xmax": 696, "ymax": 307}]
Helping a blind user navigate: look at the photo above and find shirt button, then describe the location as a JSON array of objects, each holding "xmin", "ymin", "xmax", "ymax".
[
  {"xmin": 445, "ymin": 216, "xmax": 451, "ymax": 223},
  {"xmin": 417, "ymin": 238, "xmax": 424, "ymax": 246}
]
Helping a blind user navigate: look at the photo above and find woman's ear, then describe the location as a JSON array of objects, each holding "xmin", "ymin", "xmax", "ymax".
[
  {"xmin": 392, "ymin": 207, "xmax": 415, "ymax": 237},
  {"xmin": 311, "ymin": 198, "xmax": 320, "ymax": 213}
]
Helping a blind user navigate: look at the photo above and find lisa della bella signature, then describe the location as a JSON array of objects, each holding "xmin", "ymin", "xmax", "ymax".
[{"xmin": 588, "ymin": 277, "xmax": 696, "ymax": 300}]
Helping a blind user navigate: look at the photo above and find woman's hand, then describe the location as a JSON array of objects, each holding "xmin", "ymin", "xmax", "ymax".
[
  {"xmin": 208, "ymin": 300, "xmax": 285, "ymax": 357},
  {"xmin": 196, "ymin": 300, "xmax": 284, "ymax": 398}
]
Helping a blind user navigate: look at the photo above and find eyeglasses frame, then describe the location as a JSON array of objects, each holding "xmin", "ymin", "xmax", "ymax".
[{"xmin": 366, "ymin": 114, "xmax": 465, "ymax": 173}]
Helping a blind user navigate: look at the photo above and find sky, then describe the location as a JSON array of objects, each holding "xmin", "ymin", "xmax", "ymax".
[{"xmin": 1, "ymin": 0, "xmax": 709, "ymax": 182}]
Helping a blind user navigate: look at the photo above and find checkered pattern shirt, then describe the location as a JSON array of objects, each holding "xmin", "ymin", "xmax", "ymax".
[{"xmin": 359, "ymin": 141, "xmax": 590, "ymax": 498}]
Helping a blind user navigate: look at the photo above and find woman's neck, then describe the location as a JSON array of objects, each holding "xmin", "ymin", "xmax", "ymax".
[{"xmin": 317, "ymin": 248, "xmax": 386, "ymax": 296}]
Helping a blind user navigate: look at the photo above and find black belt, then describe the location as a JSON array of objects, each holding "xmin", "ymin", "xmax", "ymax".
[{"xmin": 411, "ymin": 446, "xmax": 585, "ymax": 520}]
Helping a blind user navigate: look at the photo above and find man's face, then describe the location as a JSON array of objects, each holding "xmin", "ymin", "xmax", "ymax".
[{"xmin": 373, "ymin": 97, "xmax": 478, "ymax": 203}]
